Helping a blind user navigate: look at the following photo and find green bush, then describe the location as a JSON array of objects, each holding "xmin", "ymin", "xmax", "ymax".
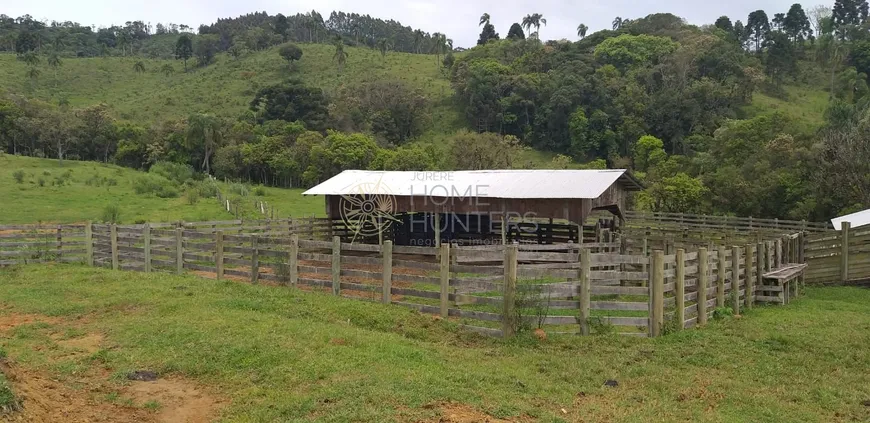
[
  {"xmin": 37, "ymin": 178, "xmax": 45, "ymax": 187},
  {"xmin": 132, "ymin": 174, "xmax": 179, "ymax": 198},
  {"xmin": 101, "ymin": 204, "xmax": 121, "ymax": 224},
  {"xmin": 149, "ymin": 161, "xmax": 194, "ymax": 185},
  {"xmin": 185, "ymin": 189, "xmax": 200, "ymax": 205},
  {"xmin": 229, "ymin": 182, "xmax": 250, "ymax": 197},
  {"xmin": 12, "ymin": 170, "xmax": 24, "ymax": 184},
  {"xmin": 253, "ymin": 185, "xmax": 266, "ymax": 196}
]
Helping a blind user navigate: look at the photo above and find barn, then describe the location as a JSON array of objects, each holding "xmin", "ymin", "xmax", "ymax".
[{"xmin": 303, "ymin": 169, "xmax": 642, "ymax": 245}]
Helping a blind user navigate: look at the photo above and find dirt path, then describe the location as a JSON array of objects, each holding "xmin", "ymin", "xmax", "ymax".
[{"xmin": 0, "ymin": 312, "xmax": 224, "ymax": 423}]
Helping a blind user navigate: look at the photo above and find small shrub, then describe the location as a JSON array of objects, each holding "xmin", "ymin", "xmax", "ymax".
[
  {"xmin": 586, "ymin": 316, "xmax": 615, "ymax": 335},
  {"xmin": 185, "ymin": 189, "xmax": 200, "ymax": 205},
  {"xmin": 42, "ymin": 170, "xmax": 51, "ymax": 176},
  {"xmin": 101, "ymin": 204, "xmax": 121, "ymax": 224},
  {"xmin": 134, "ymin": 219, "xmax": 146, "ymax": 224},
  {"xmin": 106, "ymin": 178, "xmax": 118, "ymax": 186},
  {"xmin": 149, "ymin": 161, "xmax": 193, "ymax": 185},
  {"xmin": 229, "ymin": 182, "xmax": 250, "ymax": 197},
  {"xmin": 253, "ymin": 185, "xmax": 266, "ymax": 196},
  {"xmin": 132, "ymin": 174, "xmax": 179, "ymax": 198},
  {"xmin": 713, "ymin": 306, "xmax": 734, "ymax": 320},
  {"xmin": 37, "ymin": 178, "xmax": 45, "ymax": 187},
  {"xmin": 12, "ymin": 170, "xmax": 25, "ymax": 184}
]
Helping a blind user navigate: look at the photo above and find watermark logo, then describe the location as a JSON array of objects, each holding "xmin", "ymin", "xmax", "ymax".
[{"xmin": 339, "ymin": 179, "xmax": 398, "ymax": 240}]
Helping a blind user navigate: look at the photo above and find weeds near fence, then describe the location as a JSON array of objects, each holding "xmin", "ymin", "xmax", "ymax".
[{"xmin": 513, "ymin": 280, "xmax": 552, "ymax": 333}]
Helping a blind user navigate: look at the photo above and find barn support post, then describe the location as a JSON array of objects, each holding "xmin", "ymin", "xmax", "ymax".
[
  {"xmin": 502, "ymin": 244, "xmax": 518, "ymax": 338},
  {"xmin": 841, "ymin": 222, "xmax": 850, "ymax": 283},
  {"xmin": 675, "ymin": 248, "xmax": 686, "ymax": 331},
  {"xmin": 697, "ymin": 247, "xmax": 708, "ymax": 326},
  {"xmin": 382, "ymin": 240, "xmax": 392, "ymax": 304},
  {"xmin": 755, "ymin": 242, "xmax": 764, "ymax": 308}
]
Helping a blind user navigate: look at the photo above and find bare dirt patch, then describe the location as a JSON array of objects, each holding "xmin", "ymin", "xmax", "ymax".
[
  {"xmin": 56, "ymin": 333, "xmax": 104, "ymax": 356},
  {"xmin": 432, "ymin": 402, "xmax": 510, "ymax": 423},
  {"xmin": 0, "ymin": 313, "xmax": 61, "ymax": 332},
  {"xmin": 0, "ymin": 360, "xmax": 153, "ymax": 423},
  {"xmin": 127, "ymin": 378, "xmax": 223, "ymax": 423}
]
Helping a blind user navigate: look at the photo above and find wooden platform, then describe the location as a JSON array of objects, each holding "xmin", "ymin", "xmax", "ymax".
[{"xmin": 758, "ymin": 263, "xmax": 807, "ymax": 305}]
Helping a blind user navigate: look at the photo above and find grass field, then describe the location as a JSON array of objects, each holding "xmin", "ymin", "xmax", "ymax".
[
  {"xmin": 743, "ymin": 84, "xmax": 830, "ymax": 135},
  {"xmin": 0, "ymin": 264, "xmax": 868, "ymax": 422},
  {"xmin": 0, "ymin": 44, "xmax": 461, "ymax": 133},
  {"xmin": 1, "ymin": 155, "xmax": 323, "ymax": 224}
]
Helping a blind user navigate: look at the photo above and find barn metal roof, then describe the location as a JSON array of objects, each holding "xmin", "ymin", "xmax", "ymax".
[
  {"xmin": 832, "ymin": 208, "xmax": 870, "ymax": 230},
  {"xmin": 303, "ymin": 169, "xmax": 642, "ymax": 199}
]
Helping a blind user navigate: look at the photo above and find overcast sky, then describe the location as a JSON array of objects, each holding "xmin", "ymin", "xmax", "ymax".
[{"xmin": 6, "ymin": 0, "xmax": 819, "ymax": 48}]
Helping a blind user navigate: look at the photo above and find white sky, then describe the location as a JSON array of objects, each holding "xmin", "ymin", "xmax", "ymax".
[{"xmin": 6, "ymin": 0, "xmax": 821, "ymax": 48}]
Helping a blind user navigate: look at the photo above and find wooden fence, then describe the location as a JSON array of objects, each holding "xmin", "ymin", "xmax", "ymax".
[
  {"xmin": 624, "ymin": 210, "xmax": 831, "ymax": 233},
  {"xmin": 805, "ymin": 222, "xmax": 870, "ymax": 284},
  {"xmin": 1, "ymin": 218, "xmax": 810, "ymax": 338}
]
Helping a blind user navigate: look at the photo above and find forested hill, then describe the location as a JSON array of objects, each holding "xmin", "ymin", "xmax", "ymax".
[{"xmin": 1, "ymin": 2, "xmax": 869, "ymax": 223}]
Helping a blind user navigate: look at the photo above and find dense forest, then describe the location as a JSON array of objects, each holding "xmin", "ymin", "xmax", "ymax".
[{"xmin": 1, "ymin": 2, "xmax": 869, "ymax": 222}]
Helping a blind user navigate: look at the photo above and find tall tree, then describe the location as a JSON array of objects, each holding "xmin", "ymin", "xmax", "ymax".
[
  {"xmin": 577, "ymin": 23, "xmax": 588, "ymax": 39},
  {"xmin": 186, "ymin": 113, "xmax": 223, "ymax": 174},
  {"xmin": 377, "ymin": 38, "xmax": 390, "ymax": 59},
  {"xmin": 809, "ymin": 5, "xmax": 832, "ymax": 37},
  {"xmin": 507, "ymin": 23, "xmax": 525, "ymax": 40},
  {"xmin": 175, "ymin": 34, "xmax": 193, "ymax": 71},
  {"xmin": 784, "ymin": 3, "xmax": 812, "ymax": 45},
  {"xmin": 747, "ymin": 10, "xmax": 771, "ymax": 51},
  {"xmin": 477, "ymin": 23, "xmax": 499, "ymax": 45},
  {"xmin": 274, "ymin": 13, "xmax": 289, "ymax": 41},
  {"xmin": 479, "ymin": 13, "xmax": 491, "ymax": 27},
  {"xmin": 46, "ymin": 52, "xmax": 61, "ymax": 87},
  {"xmin": 832, "ymin": 0, "xmax": 870, "ymax": 26},
  {"xmin": 715, "ymin": 16, "xmax": 733, "ymax": 33},
  {"xmin": 333, "ymin": 41, "xmax": 348, "ymax": 73},
  {"xmin": 279, "ymin": 44, "xmax": 303, "ymax": 69},
  {"xmin": 612, "ymin": 16, "xmax": 624, "ymax": 30}
]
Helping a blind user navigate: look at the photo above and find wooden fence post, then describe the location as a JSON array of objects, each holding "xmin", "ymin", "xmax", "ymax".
[
  {"xmin": 250, "ymin": 236, "xmax": 259, "ymax": 283},
  {"xmin": 85, "ymin": 221, "xmax": 94, "ymax": 267},
  {"xmin": 56, "ymin": 225, "xmax": 62, "ymax": 261},
  {"xmin": 175, "ymin": 228, "xmax": 184, "ymax": 275},
  {"xmin": 776, "ymin": 238, "xmax": 782, "ymax": 268},
  {"xmin": 732, "ymin": 246, "xmax": 741, "ymax": 315},
  {"xmin": 675, "ymin": 248, "xmax": 686, "ymax": 331},
  {"xmin": 754, "ymin": 242, "xmax": 763, "ymax": 309},
  {"xmin": 698, "ymin": 247, "xmax": 708, "ymax": 326},
  {"xmin": 502, "ymin": 244, "xmax": 518, "ymax": 338},
  {"xmin": 332, "ymin": 236, "xmax": 341, "ymax": 295},
  {"xmin": 651, "ymin": 250, "xmax": 664, "ymax": 337},
  {"xmin": 841, "ymin": 222, "xmax": 850, "ymax": 283},
  {"xmin": 716, "ymin": 245, "xmax": 726, "ymax": 308},
  {"xmin": 382, "ymin": 240, "xmax": 392, "ymax": 304},
  {"xmin": 439, "ymin": 242, "xmax": 450, "ymax": 318},
  {"xmin": 579, "ymin": 248, "xmax": 591, "ymax": 335},
  {"xmin": 289, "ymin": 234, "xmax": 298, "ymax": 287},
  {"xmin": 143, "ymin": 223, "xmax": 151, "ymax": 273},
  {"xmin": 743, "ymin": 244, "xmax": 754, "ymax": 312},
  {"xmin": 215, "ymin": 230, "xmax": 224, "ymax": 279},
  {"xmin": 110, "ymin": 224, "xmax": 119, "ymax": 271}
]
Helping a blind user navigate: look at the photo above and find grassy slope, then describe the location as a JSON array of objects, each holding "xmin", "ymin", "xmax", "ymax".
[
  {"xmin": 0, "ymin": 264, "xmax": 869, "ymax": 422},
  {"xmin": 743, "ymin": 85, "xmax": 829, "ymax": 135},
  {"xmin": 0, "ymin": 44, "xmax": 461, "ymax": 131},
  {"xmin": 0, "ymin": 155, "xmax": 322, "ymax": 224}
]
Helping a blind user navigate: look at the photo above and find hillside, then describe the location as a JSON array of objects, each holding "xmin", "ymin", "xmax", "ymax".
[
  {"xmin": 1, "ymin": 155, "xmax": 322, "ymax": 224},
  {"xmin": 0, "ymin": 44, "xmax": 461, "ymax": 131}
]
